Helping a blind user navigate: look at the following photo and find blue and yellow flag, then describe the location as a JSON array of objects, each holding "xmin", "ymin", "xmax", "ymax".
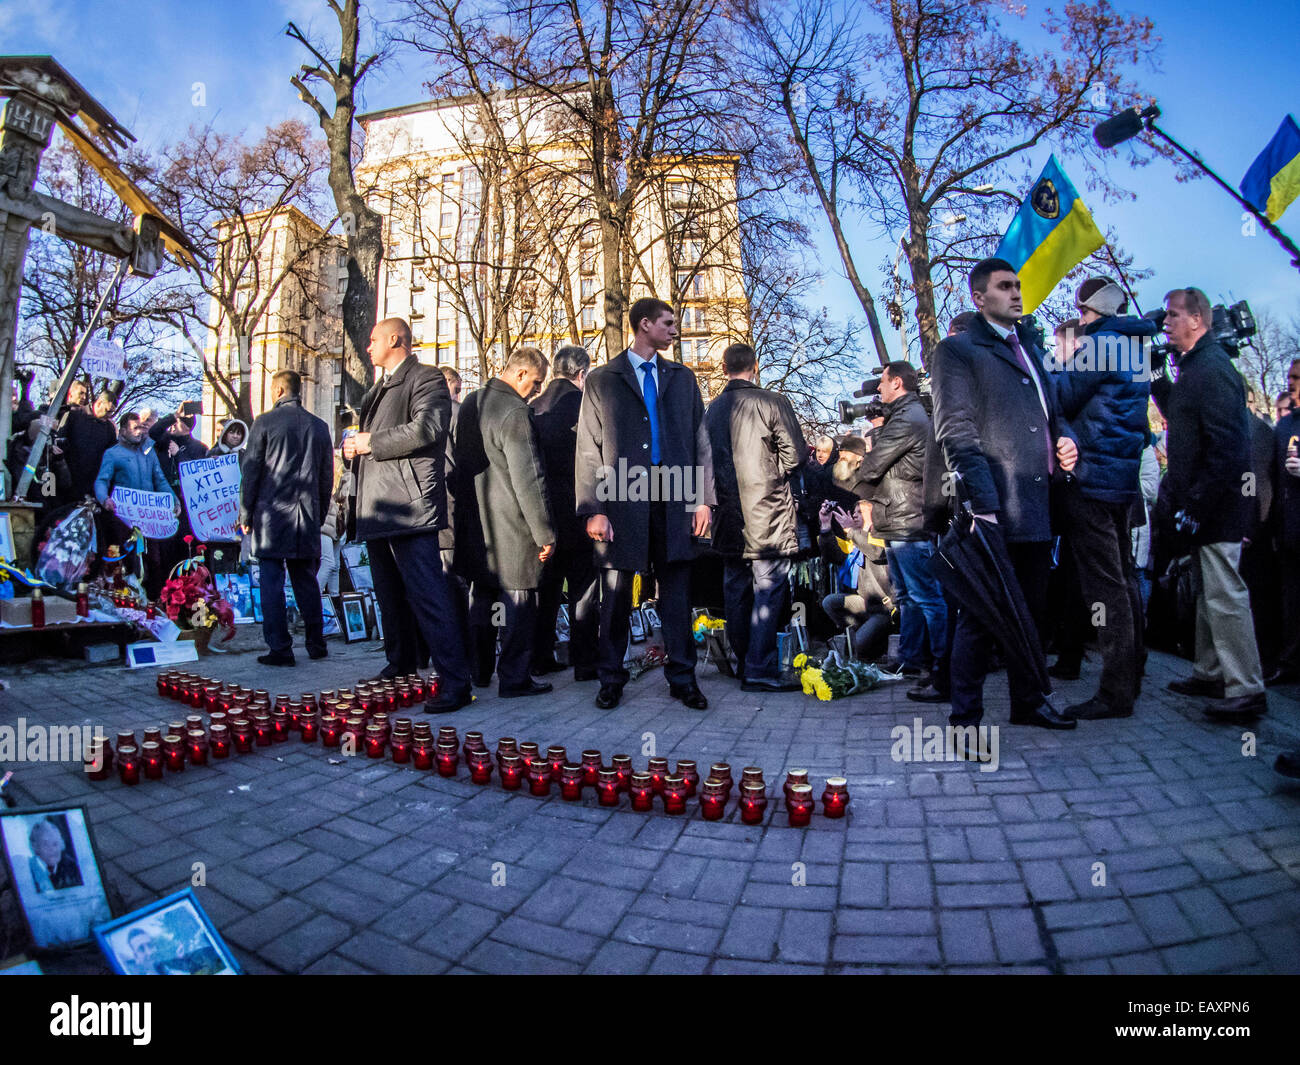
[
  {"xmin": 1240, "ymin": 115, "xmax": 1300, "ymax": 223},
  {"xmin": 994, "ymin": 155, "xmax": 1105, "ymax": 315}
]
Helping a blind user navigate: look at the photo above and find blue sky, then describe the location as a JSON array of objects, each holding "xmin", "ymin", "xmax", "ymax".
[{"xmin": 5, "ymin": 0, "xmax": 1299, "ymax": 367}]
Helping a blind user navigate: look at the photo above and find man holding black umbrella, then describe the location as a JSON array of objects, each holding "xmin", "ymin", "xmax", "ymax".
[{"xmin": 930, "ymin": 257, "xmax": 1079, "ymax": 730}]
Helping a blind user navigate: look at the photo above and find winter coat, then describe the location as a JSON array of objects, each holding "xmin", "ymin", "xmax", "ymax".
[
  {"xmin": 818, "ymin": 527, "xmax": 893, "ymax": 611},
  {"xmin": 239, "ymin": 396, "xmax": 334, "ymax": 560},
  {"xmin": 1162, "ymin": 333, "xmax": 1252, "ymax": 545},
  {"xmin": 531, "ymin": 377, "xmax": 586, "ymax": 549},
  {"xmin": 853, "ymin": 391, "xmax": 929, "ymax": 541},
  {"xmin": 574, "ymin": 351, "xmax": 716, "ymax": 571},
  {"xmin": 59, "ymin": 407, "xmax": 116, "ymax": 501},
  {"xmin": 348, "ymin": 355, "xmax": 454, "ymax": 541},
  {"xmin": 1273, "ymin": 411, "xmax": 1300, "ymax": 551},
  {"xmin": 453, "ymin": 379, "xmax": 555, "ymax": 590},
  {"xmin": 704, "ymin": 378, "xmax": 806, "ymax": 559},
  {"xmin": 94, "ymin": 440, "xmax": 173, "ymax": 503},
  {"xmin": 148, "ymin": 414, "xmax": 209, "ymax": 493},
  {"xmin": 439, "ymin": 399, "xmax": 460, "ymax": 554},
  {"xmin": 1052, "ymin": 314, "xmax": 1155, "ymax": 504}
]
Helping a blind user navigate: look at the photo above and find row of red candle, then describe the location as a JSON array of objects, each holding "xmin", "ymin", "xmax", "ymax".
[{"xmin": 153, "ymin": 671, "xmax": 441, "ymax": 716}]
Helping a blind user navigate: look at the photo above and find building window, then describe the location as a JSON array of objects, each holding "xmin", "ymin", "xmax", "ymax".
[
  {"xmin": 581, "ymin": 278, "xmax": 596, "ymax": 303},
  {"xmin": 676, "ymin": 270, "xmax": 705, "ymax": 298},
  {"xmin": 581, "ymin": 305, "xmax": 598, "ymax": 331},
  {"xmin": 681, "ymin": 305, "xmax": 707, "ymax": 332}
]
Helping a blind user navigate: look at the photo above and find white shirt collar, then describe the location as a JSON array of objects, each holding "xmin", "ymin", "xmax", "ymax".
[{"xmin": 983, "ymin": 316, "xmax": 1015, "ymax": 341}]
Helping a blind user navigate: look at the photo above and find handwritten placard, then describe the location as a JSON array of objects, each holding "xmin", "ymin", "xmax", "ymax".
[
  {"xmin": 83, "ymin": 339, "xmax": 126, "ymax": 381},
  {"xmin": 179, "ymin": 453, "xmax": 242, "ymax": 541},
  {"xmin": 111, "ymin": 487, "xmax": 177, "ymax": 539}
]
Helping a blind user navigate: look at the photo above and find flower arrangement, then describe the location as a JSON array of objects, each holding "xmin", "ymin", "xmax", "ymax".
[
  {"xmin": 793, "ymin": 653, "xmax": 887, "ymax": 701},
  {"xmin": 159, "ymin": 538, "xmax": 235, "ymax": 640},
  {"xmin": 691, "ymin": 614, "xmax": 726, "ymax": 642}
]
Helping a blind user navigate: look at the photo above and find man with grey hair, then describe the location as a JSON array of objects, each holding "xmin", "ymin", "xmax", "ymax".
[
  {"xmin": 531, "ymin": 344, "xmax": 599, "ymax": 679},
  {"xmin": 1160, "ymin": 287, "xmax": 1266, "ymax": 722}
]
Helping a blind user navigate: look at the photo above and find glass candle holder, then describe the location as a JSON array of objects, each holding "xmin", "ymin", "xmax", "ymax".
[
  {"xmin": 271, "ymin": 709, "xmax": 290, "ymax": 743},
  {"xmin": 230, "ymin": 718, "xmax": 254, "ymax": 754},
  {"xmin": 320, "ymin": 713, "xmax": 342, "ymax": 748},
  {"xmin": 288, "ymin": 700, "xmax": 304, "ymax": 732},
  {"xmin": 740, "ymin": 781, "xmax": 768, "ymax": 825},
  {"xmin": 208, "ymin": 723, "xmax": 230, "ymax": 759},
  {"xmin": 596, "ymin": 768, "xmax": 620, "ymax": 806},
  {"xmin": 167, "ymin": 721, "xmax": 186, "ymax": 745},
  {"xmin": 518, "ymin": 742, "xmax": 540, "ymax": 769},
  {"xmin": 301, "ymin": 693, "xmax": 318, "ymax": 715},
  {"xmin": 117, "ymin": 744, "xmax": 141, "ymax": 785},
  {"xmin": 740, "ymin": 766, "xmax": 765, "ymax": 791},
  {"xmin": 611, "ymin": 754, "xmax": 633, "ymax": 793},
  {"xmin": 389, "ymin": 732, "xmax": 411, "ymax": 763},
  {"xmin": 253, "ymin": 689, "xmax": 270, "ymax": 705},
  {"xmin": 412, "ymin": 738, "xmax": 435, "ymax": 771},
  {"xmin": 629, "ymin": 772, "xmax": 655, "ymax": 812},
  {"xmin": 710, "ymin": 763, "xmax": 733, "ymax": 798},
  {"xmin": 117, "ymin": 730, "xmax": 137, "ymax": 752},
  {"xmin": 299, "ymin": 710, "xmax": 319, "ymax": 743},
  {"xmin": 787, "ymin": 784, "xmax": 815, "ymax": 827},
  {"xmin": 163, "ymin": 734, "xmax": 185, "ymax": 772},
  {"xmin": 186, "ymin": 730, "xmax": 209, "ymax": 766},
  {"xmin": 436, "ymin": 740, "xmax": 459, "ymax": 778},
  {"xmin": 141, "ymin": 741, "xmax": 164, "ymax": 779},
  {"xmin": 676, "ymin": 760, "xmax": 699, "ymax": 797},
  {"xmin": 84, "ymin": 738, "xmax": 113, "ymax": 781},
  {"xmin": 365, "ymin": 724, "xmax": 387, "ymax": 759},
  {"xmin": 580, "ymin": 750, "xmax": 603, "ymax": 786},
  {"xmin": 371, "ymin": 712, "xmax": 391, "ymax": 736},
  {"xmin": 395, "ymin": 684, "xmax": 412, "ymax": 708},
  {"xmin": 203, "ymin": 685, "xmax": 221, "ymax": 712},
  {"xmin": 184, "ymin": 715, "xmax": 204, "ymax": 735},
  {"xmin": 821, "ymin": 777, "xmax": 850, "ymax": 819},
  {"xmin": 700, "ymin": 777, "xmax": 727, "ymax": 821},
  {"xmin": 395, "ymin": 716, "xmax": 415, "ymax": 735},
  {"xmin": 250, "ymin": 712, "xmax": 271, "ymax": 747},
  {"xmin": 783, "ymin": 769, "xmax": 809, "ymax": 803},
  {"xmin": 560, "ymin": 763, "xmax": 584, "ymax": 801},
  {"xmin": 344, "ymin": 715, "xmax": 366, "ymax": 751},
  {"xmin": 208, "ymin": 712, "xmax": 229, "ymax": 732},
  {"xmin": 408, "ymin": 724, "xmax": 429, "ymax": 746},
  {"xmin": 661, "ymin": 775, "xmax": 688, "ymax": 815},
  {"xmin": 497, "ymin": 737, "xmax": 518, "ymax": 763},
  {"xmin": 426, "ymin": 673, "xmax": 441, "ymax": 701},
  {"xmin": 464, "ymin": 732, "xmax": 487, "ymax": 760},
  {"xmin": 547, "ymin": 746, "xmax": 568, "ymax": 781},
  {"xmin": 437, "ymin": 726, "xmax": 460, "ymax": 749},
  {"xmin": 274, "ymin": 693, "xmax": 291, "ymax": 716},
  {"xmin": 468, "ymin": 750, "xmax": 494, "ymax": 785},
  {"xmin": 527, "ymin": 757, "xmax": 551, "ymax": 796},
  {"xmin": 142, "ymin": 727, "xmax": 164, "ymax": 748},
  {"xmin": 647, "ymin": 757, "xmax": 669, "ymax": 794},
  {"xmin": 499, "ymin": 753, "xmax": 524, "ymax": 790},
  {"xmin": 156, "ymin": 671, "xmax": 172, "ymax": 699}
]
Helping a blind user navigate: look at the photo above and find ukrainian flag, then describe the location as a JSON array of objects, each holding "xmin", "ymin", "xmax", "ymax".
[
  {"xmin": 1240, "ymin": 115, "xmax": 1300, "ymax": 223},
  {"xmin": 994, "ymin": 155, "xmax": 1105, "ymax": 315}
]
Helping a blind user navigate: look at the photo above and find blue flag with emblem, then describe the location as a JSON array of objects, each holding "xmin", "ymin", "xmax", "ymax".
[{"xmin": 1240, "ymin": 115, "xmax": 1300, "ymax": 223}]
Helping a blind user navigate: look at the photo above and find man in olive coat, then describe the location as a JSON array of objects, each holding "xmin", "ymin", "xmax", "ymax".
[
  {"xmin": 575, "ymin": 297, "xmax": 716, "ymax": 709},
  {"xmin": 240, "ymin": 370, "xmax": 333, "ymax": 666},
  {"xmin": 454, "ymin": 348, "xmax": 556, "ymax": 698},
  {"xmin": 343, "ymin": 318, "xmax": 471, "ymax": 713}
]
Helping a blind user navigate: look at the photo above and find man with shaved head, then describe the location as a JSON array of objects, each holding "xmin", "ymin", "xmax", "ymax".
[{"xmin": 342, "ymin": 317, "xmax": 472, "ymax": 713}]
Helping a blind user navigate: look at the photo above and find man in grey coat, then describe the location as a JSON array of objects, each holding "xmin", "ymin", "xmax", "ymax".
[
  {"xmin": 575, "ymin": 297, "xmax": 716, "ymax": 709},
  {"xmin": 454, "ymin": 348, "xmax": 556, "ymax": 698},
  {"xmin": 240, "ymin": 370, "xmax": 334, "ymax": 666}
]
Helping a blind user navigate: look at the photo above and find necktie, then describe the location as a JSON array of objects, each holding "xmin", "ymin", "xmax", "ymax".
[
  {"xmin": 640, "ymin": 361, "xmax": 661, "ymax": 465},
  {"xmin": 1006, "ymin": 331, "xmax": 1054, "ymax": 474}
]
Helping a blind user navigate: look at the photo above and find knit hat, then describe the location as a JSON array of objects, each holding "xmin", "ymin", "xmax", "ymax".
[
  {"xmin": 1076, "ymin": 278, "xmax": 1127, "ymax": 318},
  {"xmin": 837, "ymin": 435, "xmax": 867, "ymax": 458}
]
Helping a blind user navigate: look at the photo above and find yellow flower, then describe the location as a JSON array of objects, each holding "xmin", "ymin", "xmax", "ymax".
[
  {"xmin": 793, "ymin": 653, "xmax": 807, "ymax": 669},
  {"xmin": 802, "ymin": 667, "xmax": 823, "ymax": 696},
  {"xmin": 814, "ymin": 679, "xmax": 833, "ymax": 701}
]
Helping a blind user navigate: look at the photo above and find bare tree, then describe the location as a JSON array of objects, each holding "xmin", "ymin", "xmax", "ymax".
[{"xmin": 1243, "ymin": 304, "xmax": 1300, "ymax": 407}]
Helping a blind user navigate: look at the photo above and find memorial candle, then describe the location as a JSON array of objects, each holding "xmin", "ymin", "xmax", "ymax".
[
  {"xmin": 740, "ymin": 782, "xmax": 768, "ymax": 825},
  {"xmin": 496, "ymin": 737, "xmax": 518, "ymax": 765},
  {"xmin": 84, "ymin": 737, "xmax": 112, "ymax": 781},
  {"xmin": 208, "ymin": 723, "xmax": 230, "ymax": 758},
  {"xmin": 787, "ymin": 784, "xmax": 814, "ymax": 827},
  {"xmin": 299, "ymin": 710, "xmax": 318, "ymax": 743},
  {"xmin": 365, "ymin": 724, "xmax": 387, "ymax": 759},
  {"xmin": 412, "ymin": 738, "xmax": 434, "ymax": 771},
  {"xmin": 629, "ymin": 772, "xmax": 654, "ymax": 812},
  {"xmin": 581, "ymin": 750, "xmax": 603, "ymax": 786},
  {"xmin": 468, "ymin": 750, "xmax": 493, "ymax": 785},
  {"xmin": 676, "ymin": 760, "xmax": 699, "ymax": 797},
  {"xmin": 661, "ymin": 775, "xmax": 688, "ymax": 815},
  {"xmin": 611, "ymin": 754, "xmax": 633, "ymax": 793},
  {"xmin": 821, "ymin": 777, "xmax": 850, "ymax": 819},
  {"xmin": 117, "ymin": 744, "xmax": 140, "ymax": 785},
  {"xmin": 436, "ymin": 740, "xmax": 459, "ymax": 777},
  {"xmin": 560, "ymin": 763, "xmax": 584, "ymax": 801},
  {"xmin": 186, "ymin": 730, "xmax": 208, "ymax": 766},
  {"xmin": 320, "ymin": 714, "xmax": 342, "ymax": 748},
  {"xmin": 141, "ymin": 741, "xmax": 164, "ymax": 779},
  {"xmin": 163, "ymin": 735, "xmax": 185, "ymax": 772},
  {"xmin": 548, "ymin": 746, "xmax": 568, "ymax": 780},
  {"xmin": 647, "ymin": 757, "xmax": 669, "ymax": 794},
  {"xmin": 271, "ymin": 709, "xmax": 290, "ymax": 743},
  {"xmin": 389, "ymin": 731, "xmax": 411, "ymax": 763},
  {"xmin": 710, "ymin": 763, "xmax": 733, "ymax": 798},
  {"xmin": 596, "ymin": 768, "xmax": 620, "ymax": 806},
  {"xmin": 499, "ymin": 753, "xmax": 524, "ymax": 790},
  {"xmin": 230, "ymin": 718, "xmax": 253, "ymax": 754},
  {"xmin": 783, "ymin": 769, "xmax": 809, "ymax": 803},
  {"xmin": 527, "ymin": 757, "xmax": 551, "ymax": 796},
  {"xmin": 699, "ymin": 777, "xmax": 727, "ymax": 821}
]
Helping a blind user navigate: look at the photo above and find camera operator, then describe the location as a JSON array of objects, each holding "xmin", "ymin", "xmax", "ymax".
[
  {"xmin": 852, "ymin": 361, "xmax": 946, "ymax": 681},
  {"xmin": 1161, "ymin": 287, "xmax": 1266, "ymax": 722}
]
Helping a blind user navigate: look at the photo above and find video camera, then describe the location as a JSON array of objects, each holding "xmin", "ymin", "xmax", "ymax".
[
  {"xmin": 837, "ymin": 375, "xmax": 885, "ymax": 424},
  {"xmin": 1145, "ymin": 299, "xmax": 1257, "ymax": 377}
]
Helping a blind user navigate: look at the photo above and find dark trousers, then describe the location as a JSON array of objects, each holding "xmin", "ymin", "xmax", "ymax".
[
  {"xmin": 258, "ymin": 557, "xmax": 325, "ymax": 658},
  {"xmin": 1241, "ymin": 537, "xmax": 1281, "ymax": 674},
  {"xmin": 950, "ymin": 539, "xmax": 1051, "ymax": 725},
  {"xmin": 534, "ymin": 542, "xmax": 600, "ymax": 672},
  {"xmin": 598, "ymin": 501, "xmax": 696, "ymax": 688},
  {"xmin": 723, "ymin": 556, "xmax": 792, "ymax": 681},
  {"xmin": 887, "ymin": 539, "xmax": 948, "ymax": 669},
  {"xmin": 1277, "ymin": 548, "xmax": 1300, "ymax": 672},
  {"xmin": 367, "ymin": 532, "xmax": 470, "ymax": 696},
  {"xmin": 470, "ymin": 584, "xmax": 539, "ymax": 692},
  {"xmin": 1062, "ymin": 489, "xmax": 1144, "ymax": 708}
]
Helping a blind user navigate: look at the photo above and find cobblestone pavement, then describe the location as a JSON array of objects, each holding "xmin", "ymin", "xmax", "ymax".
[{"xmin": 2, "ymin": 634, "xmax": 1298, "ymax": 975}]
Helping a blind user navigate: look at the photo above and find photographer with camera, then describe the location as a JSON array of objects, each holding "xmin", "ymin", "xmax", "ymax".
[
  {"xmin": 1160, "ymin": 287, "xmax": 1267, "ymax": 723},
  {"xmin": 850, "ymin": 361, "xmax": 947, "ymax": 682}
]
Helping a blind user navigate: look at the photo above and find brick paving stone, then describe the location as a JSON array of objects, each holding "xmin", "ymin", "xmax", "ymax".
[
  {"xmin": 224, "ymin": 896, "xmax": 311, "ymax": 952},
  {"xmin": 988, "ymin": 908, "xmax": 1046, "ymax": 964},
  {"xmin": 778, "ymin": 910, "xmax": 832, "ymax": 964},
  {"xmin": 615, "ymin": 914, "xmax": 723, "ymax": 955},
  {"xmin": 831, "ymin": 934, "xmax": 942, "ymax": 966},
  {"xmin": 939, "ymin": 910, "xmax": 997, "ymax": 965},
  {"xmin": 1052, "ymin": 923, "xmax": 1151, "ymax": 959},
  {"xmin": 1160, "ymin": 932, "xmax": 1263, "ymax": 974},
  {"xmin": 838, "ymin": 863, "xmax": 887, "ymax": 908},
  {"xmin": 836, "ymin": 909, "xmax": 934, "ymax": 936},
  {"xmin": 488, "ymin": 915, "xmax": 603, "ymax": 964},
  {"xmin": 336, "ymin": 930, "xmax": 450, "ymax": 974},
  {"xmin": 584, "ymin": 941, "xmax": 656, "ymax": 974},
  {"xmin": 718, "ymin": 906, "xmax": 783, "ymax": 960},
  {"xmin": 260, "ymin": 914, "xmax": 353, "ymax": 972},
  {"xmin": 562, "ymin": 885, "xmax": 639, "ymax": 937},
  {"xmin": 416, "ymin": 902, "xmax": 501, "ymax": 960}
]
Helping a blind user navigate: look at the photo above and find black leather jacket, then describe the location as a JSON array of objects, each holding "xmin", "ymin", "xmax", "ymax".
[{"xmin": 854, "ymin": 391, "xmax": 928, "ymax": 541}]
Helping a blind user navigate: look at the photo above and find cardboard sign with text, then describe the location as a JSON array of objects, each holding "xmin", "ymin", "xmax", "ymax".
[
  {"xmin": 111, "ymin": 487, "xmax": 178, "ymax": 539},
  {"xmin": 179, "ymin": 453, "xmax": 242, "ymax": 542},
  {"xmin": 83, "ymin": 339, "xmax": 126, "ymax": 381}
]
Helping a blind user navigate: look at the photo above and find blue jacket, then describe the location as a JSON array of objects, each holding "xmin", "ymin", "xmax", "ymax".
[
  {"xmin": 94, "ymin": 440, "xmax": 173, "ymax": 504},
  {"xmin": 1052, "ymin": 314, "xmax": 1155, "ymax": 504}
]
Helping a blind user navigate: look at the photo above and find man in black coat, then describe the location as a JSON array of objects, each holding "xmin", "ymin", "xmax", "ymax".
[
  {"xmin": 240, "ymin": 371, "xmax": 333, "ymax": 666},
  {"xmin": 575, "ymin": 297, "xmax": 716, "ymax": 709},
  {"xmin": 1159, "ymin": 288, "xmax": 1267, "ymax": 723},
  {"xmin": 149, "ymin": 403, "xmax": 209, "ymax": 579},
  {"xmin": 705, "ymin": 342, "xmax": 806, "ymax": 691},
  {"xmin": 531, "ymin": 345, "xmax": 599, "ymax": 680},
  {"xmin": 454, "ymin": 348, "xmax": 557, "ymax": 698},
  {"xmin": 343, "ymin": 318, "xmax": 471, "ymax": 713},
  {"xmin": 1267, "ymin": 359, "xmax": 1300, "ymax": 691},
  {"xmin": 930, "ymin": 257, "xmax": 1079, "ymax": 730}
]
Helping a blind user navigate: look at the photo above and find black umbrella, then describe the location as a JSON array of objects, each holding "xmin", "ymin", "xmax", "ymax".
[{"xmin": 930, "ymin": 505, "xmax": 1055, "ymax": 710}]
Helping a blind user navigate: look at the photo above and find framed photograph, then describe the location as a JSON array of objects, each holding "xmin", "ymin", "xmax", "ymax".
[
  {"xmin": 214, "ymin": 573, "xmax": 253, "ymax": 624},
  {"xmin": 0, "ymin": 806, "xmax": 112, "ymax": 950},
  {"xmin": 321, "ymin": 596, "xmax": 341, "ymax": 637},
  {"xmin": 340, "ymin": 593, "xmax": 369, "ymax": 643},
  {"xmin": 340, "ymin": 543, "xmax": 373, "ymax": 593},
  {"xmin": 94, "ymin": 888, "xmax": 241, "ymax": 975},
  {"xmin": 554, "ymin": 604, "xmax": 570, "ymax": 643},
  {"xmin": 640, "ymin": 601, "xmax": 661, "ymax": 632},
  {"xmin": 370, "ymin": 597, "xmax": 384, "ymax": 641},
  {"xmin": 629, "ymin": 606, "xmax": 647, "ymax": 644}
]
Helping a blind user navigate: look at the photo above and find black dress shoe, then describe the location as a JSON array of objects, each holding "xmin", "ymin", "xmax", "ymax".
[
  {"xmin": 669, "ymin": 684, "xmax": 708, "ymax": 710},
  {"xmin": 308, "ymin": 649, "xmax": 328, "ymax": 661},
  {"xmin": 741, "ymin": 676, "xmax": 802, "ymax": 693},
  {"xmin": 471, "ymin": 672, "xmax": 493, "ymax": 689},
  {"xmin": 1009, "ymin": 704, "xmax": 1078, "ymax": 730},
  {"xmin": 1274, "ymin": 750, "xmax": 1300, "ymax": 779},
  {"xmin": 530, "ymin": 658, "xmax": 565, "ymax": 676},
  {"xmin": 906, "ymin": 683, "xmax": 949, "ymax": 704},
  {"xmin": 500, "ymin": 680, "xmax": 553, "ymax": 699},
  {"xmin": 595, "ymin": 683, "xmax": 623, "ymax": 709},
  {"xmin": 573, "ymin": 667, "xmax": 599, "ymax": 682},
  {"xmin": 1167, "ymin": 675, "xmax": 1225, "ymax": 698},
  {"xmin": 875, "ymin": 657, "xmax": 922, "ymax": 677},
  {"xmin": 1047, "ymin": 657, "xmax": 1081, "ymax": 681},
  {"xmin": 425, "ymin": 689, "xmax": 473, "ymax": 714},
  {"xmin": 1265, "ymin": 668, "xmax": 1300, "ymax": 688},
  {"xmin": 258, "ymin": 653, "xmax": 296, "ymax": 667},
  {"xmin": 1204, "ymin": 691, "xmax": 1267, "ymax": 722},
  {"xmin": 1064, "ymin": 695, "xmax": 1133, "ymax": 720}
]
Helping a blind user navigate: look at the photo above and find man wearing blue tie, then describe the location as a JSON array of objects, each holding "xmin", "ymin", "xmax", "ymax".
[{"xmin": 575, "ymin": 298, "xmax": 717, "ymax": 709}]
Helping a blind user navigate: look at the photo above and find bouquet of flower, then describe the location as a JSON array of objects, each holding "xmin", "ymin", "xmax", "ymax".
[
  {"xmin": 793, "ymin": 652, "xmax": 888, "ymax": 701},
  {"xmin": 160, "ymin": 539, "xmax": 236, "ymax": 641}
]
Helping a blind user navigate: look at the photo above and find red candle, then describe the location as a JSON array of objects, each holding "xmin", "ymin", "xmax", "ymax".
[
  {"xmin": 629, "ymin": 771, "xmax": 655, "ymax": 812},
  {"xmin": 248, "ymin": 712, "xmax": 269, "ymax": 746},
  {"xmin": 141, "ymin": 741, "xmax": 164, "ymax": 779},
  {"xmin": 527, "ymin": 757, "xmax": 551, "ymax": 796},
  {"xmin": 117, "ymin": 730, "xmax": 137, "ymax": 751},
  {"xmin": 301, "ymin": 693, "xmax": 318, "ymax": 715},
  {"xmin": 84, "ymin": 738, "xmax": 113, "ymax": 781},
  {"xmin": 661, "ymin": 775, "xmax": 688, "ymax": 815},
  {"xmin": 518, "ymin": 742, "xmax": 540, "ymax": 770},
  {"xmin": 560, "ymin": 763, "xmax": 584, "ymax": 801},
  {"xmin": 676, "ymin": 760, "xmax": 699, "ymax": 797},
  {"xmin": 426, "ymin": 672, "xmax": 441, "ymax": 701},
  {"xmin": 436, "ymin": 740, "xmax": 459, "ymax": 778},
  {"xmin": 203, "ymin": 685, "xmax": 221, "ymax": 712},
  {"xmin": 186, "ymin": 730, "xmax": 208, "ymax": 766},
  {"xmin": 288, "ymin": 700, "xmax": 304, "ymax": 732},
  {"xmin": 647, "ymin": 757, "xmax": 669, "ymax": 794},
  {"xmin": 740, "ymin": 781, "xmax": 768, "ymax": 825},
  {"xmin": 299, "ymin": 710, "xmax": 318, "ymax": 743},
  {"xmin": 596, "ymin": 768, "xmax": 620, "ymax": 806},
  {"xmin": 344, "ymin": 715, "xmax": 366, "ymax": 751},
  {"xmin": 787, "ymin": 784, "xmax": 814, "ymax": 827},
  {"xmin": 320, "ymin": 713, "xmax": 342, "ymax": 748},
  {"xmin": 548, "ymin": 746, "xmax": 568, "ymax": 781},
  {"xmin": 740, "ymin": 766, "xmax": 765, "ymax": 792},
  {"xmin": 497, "ymin": 737, "xmax": 518, "ymax": 764},
  {"xmin": 365, "ymin": 724, "xmax": 387, "ymax": 759},
  {"xmin": 468, "ymin": 750, "xmax": 494, "ymax": 785},
  {"xmin": 208, "ymin": 712, "xmax": 229, "ymax": 731},
  {"xmin": 710, "ymin": 763, "xmax": 733, "ymax": 798},
  {"xmin": 412, "ymin": 738, "xmax": 434, "ymax": 771},
  {"xmin": 580, "ymin": 750, "xmax": 603, "ymax": 786},
  {"xmin": 163, "ymin": 734, "xmax": 185, "ymax": 772},
  {"xmin": 117, "ymin": 744, "xmax": 140, "ymax": 785},
  {"xmin": 274, "ymin": 693, "xmax": 291, "ymax": 715},
  {"xmin": 821, "ymin": 777, "xmax": 850, "ymax": 819},
  {"xmin": 271, "ymin": 709, "xmax": 290, "ymax": 743},
  {"xmin": 389, "ymin": 732, "xmax": 411, "ymax": 763},
  {"xmin": 611, "ymin": 754, "xmax": 633, "ymax": 793},
  {"xmin": 464, "ymin": 731, "xmax": 487, "ymax": 761},
  {"xmin": 209, "ymin": 723, "xmax": 231, "ymax": 759},
  {"xmin": 783, "ymin": 769, "xmax": 809, "ymax": 803},
  {"xmin": 499, "ymin": 753, "xmax": 524, "ymax": 790},
  {"xmin": 700, "ymin": 777, "xmax": 727, "ymax": 821},
  {"xmin": 156, "ymin": 671, "xmax": 171, "ymax": 699},
  {"xmin": 438, "ymin": 725, "xmax": 459, "ymax": 747},
  {"xmin": 230, "ymin": 718, "xmax": 254, "ymax": 754}
]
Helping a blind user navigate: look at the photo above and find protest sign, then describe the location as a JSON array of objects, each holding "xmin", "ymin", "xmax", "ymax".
[
  {"xmin": 179, "ymin": 453, "xmax": 242, "ymax": 542},
  {"xmin": 111, "ymin": 487, "xmax": 177, "ymax": 539},
  {"xmin": 83, "ymin": 339, "xmax": 126, "ymax": 381}
]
